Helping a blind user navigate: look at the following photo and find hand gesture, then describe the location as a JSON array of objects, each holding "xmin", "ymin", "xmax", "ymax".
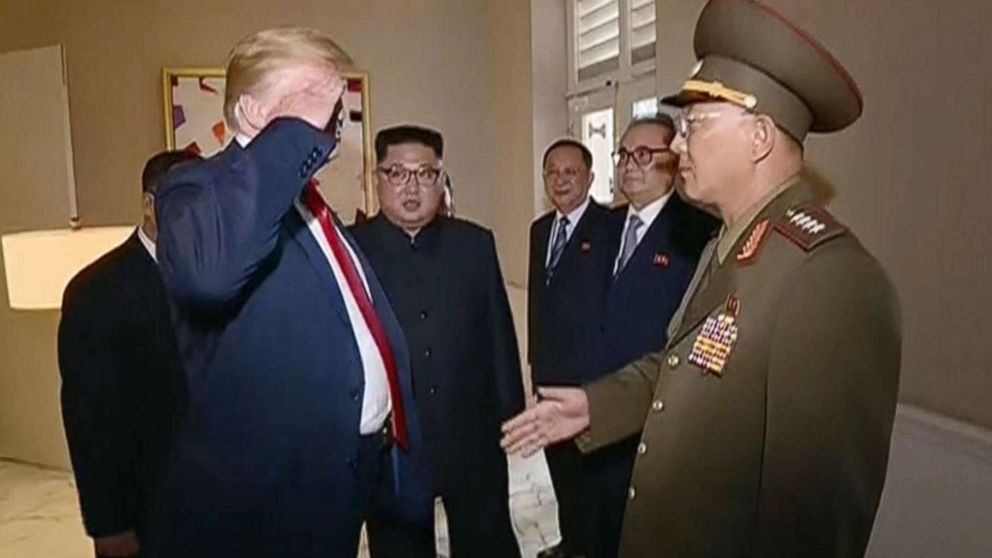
[{"xmin": 500, "ymin": 387, "xmax": 590, "ymax": 457}]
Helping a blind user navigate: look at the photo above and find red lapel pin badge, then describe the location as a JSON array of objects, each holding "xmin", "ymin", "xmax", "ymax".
[{"xmin": 726, "ymin": 294, "xmax": 741, "ymax": 316}]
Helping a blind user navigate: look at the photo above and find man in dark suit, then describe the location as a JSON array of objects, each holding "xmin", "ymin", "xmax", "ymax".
[
  {"xmin": 583, "ymin": 115, "xmax": 717, "ymax": 558},
  {"xmin": 527, "ymin": 139, "xmax": 619, "ymax": 558},
  {"xmin": 351, "ymin": 125, "xmax": 524, "ymax": 557},
  {"xmin": 58, "ymin": 149, "xmax": 199, "ymax": 558},
  {"xmin": 146, "ymin": 28, "xmax": 431, "ymax": 558}
]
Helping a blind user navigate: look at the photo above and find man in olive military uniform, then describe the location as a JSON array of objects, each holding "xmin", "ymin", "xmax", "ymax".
[{"xmin": 502, "ymin": 1, "xmax": 901, "ymax": 557}]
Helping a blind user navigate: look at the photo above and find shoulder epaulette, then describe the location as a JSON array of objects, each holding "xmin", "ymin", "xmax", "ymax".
[{"xmin": 774, "ymin": 205, "xmax": 847, "ymax": 252}]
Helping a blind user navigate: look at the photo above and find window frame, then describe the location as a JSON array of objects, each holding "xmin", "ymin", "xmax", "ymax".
[{"xmin": 566, "ymin": 0, "xmax": 656, "ymax": 96}]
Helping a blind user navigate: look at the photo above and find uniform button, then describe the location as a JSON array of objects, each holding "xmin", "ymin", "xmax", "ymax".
[
  {"xmin": 429, "ymin": 386, "xmax": 438, "ymax": 395},
  {"xmin": 424, "ymin": 348, "xmax": 432, "ymax": 358},
  {"xmin": 419, "ymin": 310, "xmax": 428, "ymax": 320},
  {"xmin": 628, "ymin": 487, "xmax": 636, "ymax": 500},
  {"xmin": 667, "ymin": 353, "xmax": 680, "ymax": 369},
  {"xmin": 651, "ymin": 400, "xmax": 665, "ymax": 412},
  {"xmin": 637, "ymin": 442, "xmax": 647, "ymax": 455}
]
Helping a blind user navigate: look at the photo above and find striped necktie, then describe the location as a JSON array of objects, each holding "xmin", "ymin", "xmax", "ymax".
[
  {"xmin": 545, "ymin": 215, "xmax": 570, "ymax": 283},
  {"xmin": 614, "ymin": 213, "xmax": 644, "ymax": 277}
]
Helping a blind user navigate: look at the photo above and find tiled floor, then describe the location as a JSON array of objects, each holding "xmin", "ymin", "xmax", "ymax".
[{"xmin": 0, "ymin": 453, "xmax": 560, "ymax": 558}]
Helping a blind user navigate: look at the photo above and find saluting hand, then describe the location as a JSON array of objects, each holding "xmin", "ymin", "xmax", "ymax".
[
  {"xmin": 500, "ymin": 387, "xmax": 590, "ymax": 457},
  {"xmin": 271, "ymin": 70, "xmax": 346, "ymax": 132}
]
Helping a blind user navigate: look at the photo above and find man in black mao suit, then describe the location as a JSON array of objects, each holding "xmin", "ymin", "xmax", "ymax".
[
  {"xmin": 527, "ymin": 139, "xmax": 620, "ymax": 558},
  {"xmin": 351, "ymin": 125, "xmax": 525, "ymax": 558},
  {"xmin": 58, "ymin": 149, "xmax": 199, "ymax": 558}
]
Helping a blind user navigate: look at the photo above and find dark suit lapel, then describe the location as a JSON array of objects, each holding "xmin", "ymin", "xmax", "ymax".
[
  {"xmin": 613, "ymin": 199, "xmax": 675, "ymax": 285},
  {"xmin": 547, "ymin": 202, "xmax": 601, "ymax": 285},
  {"xmin": 335, "ymin": 215, "xmax": 407, "ymax": 349},
  {"xmin": 336, "ymin": 218, "xmax": 387, "ymax": 313},
  {"xmin": 286, "ymin": 208, "xmax": 351, "ymax": 327},
  {"xmin": 534, "ymin": 212, "xmax": 553, "ymax": 275},
  {"xmin": 337, "ymin": 218, "xmax": 419, "ymax": 443}
]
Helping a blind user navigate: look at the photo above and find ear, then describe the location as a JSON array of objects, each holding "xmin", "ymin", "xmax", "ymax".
[
  {"xmin": 141, "ymin": 192, "xmax": 156, "ymax": 222},
  {"xmin": 586, "ymin": 170, "xmax": 596, "ymax": 189},
  {"xmin": 374, "ymin": 171, "xmax": 390, "ymax": 199},
  {"xmin": 750, "ymin": 114, "xmax": 777, "ymax": 163},
  {"xmin": 236, "ymin": 93, "xmax": 270, "ymax": 135}
]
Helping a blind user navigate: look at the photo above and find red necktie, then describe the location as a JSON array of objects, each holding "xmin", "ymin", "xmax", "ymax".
[{"xmin": 303, "ymin": 180, "xmax": 409, "ymax": 450}]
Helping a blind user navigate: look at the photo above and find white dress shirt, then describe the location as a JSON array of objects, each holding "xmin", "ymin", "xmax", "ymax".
[
  {"xmin": 295, "ymin": 198, "xmax": 391, "ymax": 435},
  {"xmin": 613, "ymin": 189, "xmax": 675, "ymax": 274},
  {"xmin": 137, "ymin": 227, "xmax": 156, "ymax": 262},
  {"xmin": 546, "ymin": 196, "xmax": 592, "ymax": 267}
]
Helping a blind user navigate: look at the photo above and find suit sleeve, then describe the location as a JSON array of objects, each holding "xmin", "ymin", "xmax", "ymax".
[
  {"xmin": 156, "ymin": 118, "xmax": 335, "ymax": 310},
  {"xmin": 484, "ymin": 231, "xmax": 526, "ymax": 420},
  {"xmin": 57, "ymin": 283, "xmax": 137, "ymax": 537},
  {"xmin": 749, "ymin": 247, "xmax": 901, "ymax": 557},
  {"xmin": 577, "ymin": 350, "xmax": 663, "ymax": 453}
]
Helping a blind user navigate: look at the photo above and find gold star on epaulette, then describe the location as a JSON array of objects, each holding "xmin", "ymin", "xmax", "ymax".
[{"xmin": 775, "ymin": 205, "xmax": 847, "ymax": 252}]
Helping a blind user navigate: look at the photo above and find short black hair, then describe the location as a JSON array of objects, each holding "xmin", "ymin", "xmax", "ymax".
[
  {"xmin": 622, "ymin": 114, "xmax": 676, "ymax": 142},
  {"xmin": 375, "ymin": 125, "xmax": 444, "ymax": 162},
  {"xmin": 141, "ymin": 149, "xmax": 201, "ymax": 194},
  {"xmin": 542, "ymin": 138, "xmax": 592, "ymax": 170}
]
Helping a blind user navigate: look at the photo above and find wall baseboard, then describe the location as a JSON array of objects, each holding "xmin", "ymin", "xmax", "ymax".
[{"xmin": 893, "ymin": 403, "xmax": 992, "ymax": 464}]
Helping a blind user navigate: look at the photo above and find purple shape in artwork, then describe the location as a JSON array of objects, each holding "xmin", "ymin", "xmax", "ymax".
[{"xmin": 173, "ymin": 105, "xmax": 186, "ymax": 128}]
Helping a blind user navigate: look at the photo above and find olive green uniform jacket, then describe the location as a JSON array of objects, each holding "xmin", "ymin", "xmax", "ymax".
[{"xmin": 579, "ymin": 179, "xmax": 901, "ymax": 557}]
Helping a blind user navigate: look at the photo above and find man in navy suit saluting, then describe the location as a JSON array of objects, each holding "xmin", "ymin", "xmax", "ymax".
[{"xmin": 147, "ymin": 27, "xmax": 431, "ymax": 558}]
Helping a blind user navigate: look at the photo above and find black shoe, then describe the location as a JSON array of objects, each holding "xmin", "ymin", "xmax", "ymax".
[{"xmin": 537, "ymin": 544, "xmax": 584, "ymax": 558}]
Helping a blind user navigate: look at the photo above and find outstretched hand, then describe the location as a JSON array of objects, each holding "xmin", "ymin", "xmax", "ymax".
[{"xmin": 500, "ymin": 387, "xmax": 590, "ymax": 457}]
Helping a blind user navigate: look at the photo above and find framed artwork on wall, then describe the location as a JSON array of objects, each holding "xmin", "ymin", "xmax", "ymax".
[{"xmin": 162, "ymin": 67, "xmax": 376, "ymax": 222}]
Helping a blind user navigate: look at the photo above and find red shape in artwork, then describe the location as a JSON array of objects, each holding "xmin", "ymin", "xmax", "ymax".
[
  {"xmin": 347, "ymin": 78, "xmax": 362, "ymax": 93},
  {"xmin": 184, "ymin": 142, "xmax": 202, "ymax": 156},
  {"xmin": 212, "ymin": 121, "xmax": 226, "ymax": 145},
  {"xmin": 198, "ymin": 77, "xmax": 219, "ymax": 94}
]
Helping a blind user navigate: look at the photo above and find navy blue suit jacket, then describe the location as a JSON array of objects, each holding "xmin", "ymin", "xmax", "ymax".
[
  {"xmin": 593, "ymin": 195, "xmax": 718, "ymax": 377},
  {"xmin": 528, "ymin": 201, "xmax": 621, "ymax": 385},
  {"xmin": 148, "ymin": 118, "xmax": 431, "ymax": 557}
]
